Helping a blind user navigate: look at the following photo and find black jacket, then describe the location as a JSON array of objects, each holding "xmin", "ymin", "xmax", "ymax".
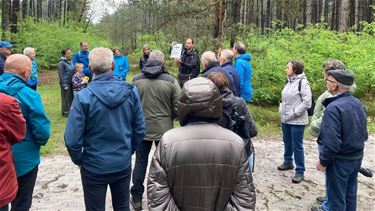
[{"xmin": 178, "ymin": 48, "xmax": 200, "ymax": 77}]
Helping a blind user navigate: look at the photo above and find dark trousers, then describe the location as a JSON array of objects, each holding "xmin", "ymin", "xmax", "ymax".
[
  {"xmin": 81, "ymin": 167, "xmax": 131, "ymax": 211},
  {"xmin": 281, "ymin": 123, "xmax": 306, "ymax": 176},
  {"xmin": 60, "ymin": 85, "xmax": 73, "ymax": 116},
  {"xmin": 326, "ymin": 159, "xmax": 362, "ymax": 211},
  {"xmin": 130, "ymin": 140, "xmax": 159, "ymax": 202},
  {"xmin": 11, "ymin": 166, "xmax": 38, "ymax": 211}
]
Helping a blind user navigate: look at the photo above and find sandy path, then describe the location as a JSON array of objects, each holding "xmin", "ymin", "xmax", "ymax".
[{"xmin": 31, "ymin": 135, "xmax": 375, "ymax": 211}]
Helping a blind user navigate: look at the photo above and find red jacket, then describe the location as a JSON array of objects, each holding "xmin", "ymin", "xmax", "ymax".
[{"xmin": 0, "ymin": 93, "xmax": 26, "ymax": 207}]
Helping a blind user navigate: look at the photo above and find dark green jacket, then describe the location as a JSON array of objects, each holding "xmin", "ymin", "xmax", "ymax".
[{"xmin": 133, "ymin": 60, "xmax": 181, "ymax": 141}]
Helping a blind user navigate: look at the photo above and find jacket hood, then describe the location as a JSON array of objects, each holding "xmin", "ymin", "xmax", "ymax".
[
  {"xmin": 287, "ymin": 73, "xmax": 306, "ymax": 82},
  {"xmin": 59, "ymin": 57, "xmax": 69, "ymax": 62},
  {"xmin": 0, "ymin": 73, "xmax": 27, "ymax": 95},
  {"xmin": 235, "ymin": 53, "xmax": 252, "ymax": 61},
  {"xmin": 87, "ymin": 72, "xmax": 132, "ymax": 108},
  {"xmin": 141, "ymin": 60, "xmax": 167, "ymax": 78}
]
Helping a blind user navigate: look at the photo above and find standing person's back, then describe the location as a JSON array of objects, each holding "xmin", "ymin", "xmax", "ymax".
[
  {"xmin": 65, "ymin": 47, "xmax": 146, "ymax": 211},
  {"xmin": 233, "ymin": 42, "xmax": 253, "ymax": 102},
  {"xmin": 147, "ymin": 77, "xmax": 256, "ymax": 211},
  {"xmin": 0, "ymin": 54, "xmax": 51, "ymax": 211},
  {"xmin": 0, "ymin": 93, "xmax": 26, "ymax": 211},
  {"xmin": 131, "ymin": 50, "xmax": 180, "ymax": 210}
]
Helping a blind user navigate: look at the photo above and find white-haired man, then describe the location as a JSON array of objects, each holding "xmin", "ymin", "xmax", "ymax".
[
  {"xmin": 65, "ymin": 47, "xmax": 146, "ymax": 211},
  {"xmin": 219, "ymin": 49, "xmax": 241, "ymax": 96},
  {"xmin": 23, "ymin": 47, "xmax": 39, "ymax": 90},
  {"xmin": 201, "ymin": 51, "xmax": 236, "ymax": 95},
  {"xmin": 130, "ymin": 50, "xmax": 181, "ymax": 210}
]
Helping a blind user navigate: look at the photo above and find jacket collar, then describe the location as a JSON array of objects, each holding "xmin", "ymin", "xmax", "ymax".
[
  {"xmin": 92, "ymin": 72, "xmax": 117, "ymax": 81},
  {"xmin": 203, "ymin": 61, "xmax": 220, "ymax": 73},
  {"xmin": 322, "ymin": 92, "xmax": 351, "ymax": 107},
  {"xmin": 287, "ymin": 73, "xmax": 305, "ymax": 82},
  {"xmin": 221, "ymin": 62, "xmax": 233, "ymax": 67}
]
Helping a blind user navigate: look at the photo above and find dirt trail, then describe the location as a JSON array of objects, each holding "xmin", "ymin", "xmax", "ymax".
[{"xmin": 31, "ymin": 135, "xmax": 375, "ymax": 211}]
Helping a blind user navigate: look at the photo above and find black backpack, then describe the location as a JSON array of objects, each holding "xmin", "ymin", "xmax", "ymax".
[{"xmin": 297, "ymin": 78, "xmax": 315, "ymax": 116}]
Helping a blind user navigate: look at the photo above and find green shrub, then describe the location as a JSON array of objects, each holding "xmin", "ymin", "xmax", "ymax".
[
  {"xmin": 238, "ymin": 26, "xmax": 375, "ymax": 104},
  {"xmin": 11, "ymin": 19, "xmax": 112, "ymax": 69}
]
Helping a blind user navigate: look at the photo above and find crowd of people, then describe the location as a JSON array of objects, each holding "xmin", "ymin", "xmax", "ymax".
[{"xmin": 0, "ymin": 38, "xmax": 371, "ymax": 211}]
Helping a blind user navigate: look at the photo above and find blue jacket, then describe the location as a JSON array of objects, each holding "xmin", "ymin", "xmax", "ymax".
[
  {"xmin": 202, "ymin": 61, "xmax": 237, "ymax": 96},
  {"xmin": 0, "ymin": 73, "xmax": 51, "ymax": 176},
  {"xmin": 221, "ymin": 62, "xmax": 240, "ymax": 97},
  {"xmin": 113, "ymin": 54, "xmax": 130, "ymax": 80},
  {"xmin": 234, "ymin": 53, "xmax": 253, "ymax": 102},
  {"xmin": 73, "ymin": 50, "xmax": 91, "ymax": 77},
  {"xmin": 64, "ymin": 72, "xmax": 146, "ymax": 174},
  {"xmin": 27, "ymin": 59, "xmax": 38, "ymax": 86},
  {"xmin": 318, "ymin": 92, "xmax": 368, "ymax": 167}
]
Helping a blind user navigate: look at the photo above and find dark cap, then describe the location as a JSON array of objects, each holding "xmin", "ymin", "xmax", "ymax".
[
  {"xmin": 328, "ymin": 69, "xmax": 355, "ymax": 86},
  {"xmin": 0, "ymin": 41, "xmax": 13, "ymax": 48}
]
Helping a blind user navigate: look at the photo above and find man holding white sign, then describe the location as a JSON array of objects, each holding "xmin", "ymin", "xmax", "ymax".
[{"xmin": 175, "ymin": 38, "xmax": 200, "ymax": 87}]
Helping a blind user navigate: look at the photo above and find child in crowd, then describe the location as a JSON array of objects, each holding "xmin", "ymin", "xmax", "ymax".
[{"xmin": 72, "ymin": 63, "xmax": 88, "ymax": 95}]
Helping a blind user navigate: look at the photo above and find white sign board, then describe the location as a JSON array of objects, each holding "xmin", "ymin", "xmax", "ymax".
[{"xmin": 170, "ymin": 43, "xmax": 183, "ymax": 59}]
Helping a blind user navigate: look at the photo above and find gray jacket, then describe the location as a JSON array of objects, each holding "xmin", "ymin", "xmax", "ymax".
[
  {"xmin": 147, "ymin": 123, "xmax": 256, "ymax": 210},
  {"xmin": 279, "ymin": 73, "xmax": 312, "ymax": 125}
]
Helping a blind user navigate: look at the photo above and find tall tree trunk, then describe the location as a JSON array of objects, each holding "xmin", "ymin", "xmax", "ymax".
[
  {"xmin": 213, "ymin": 0, "xmax": 226, "ymax": 39},
  {"xmin": 2, "ymin": 0, "xmax": 11, "ymax": 39},
  {"xmin": 78, "ymin": 0, "xmax": 87, "ymax": 23},
  {"xmin": 22, "ymin": 0, "xmax": 28, "ymax": 19},
  {"xmin": 10, "ymin": 0, "xmax": 20, "ymax": 33},
  {"xmin": 54, "ymin": 0, "xmax": 61, "ymax": 21},
  {"xmin": 305, "ymin": 0, "xmax": 313, "ymax": 25},
  {"xmin": 63, "ymin": 0, "xmax": 67, "ymax": 26},
  {"xmin": 28, "ymin": 0, "xmax": 34, "ymax": 18},
  {"xmin": 37, "ymin": 0, "xmax": 42, "ymax": 21},
  {"xmin": 338, "ymin": 0, "xmax": 351, "ymax": 32}
]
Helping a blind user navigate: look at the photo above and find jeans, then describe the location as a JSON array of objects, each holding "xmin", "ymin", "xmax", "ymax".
[
  {"xmin": 130, "ymin": 140, "xmax": 159, "ymax": 202},
  {"xmin": 81, "ymin": 167, "xmax": 131, "ymax": 211},
  {"xmin": 281, "ymin": 123, "xmax": 305, "ymax": 176},
  {"xmin": 11, "ymin": 166, "xmax": 38, "ymax": 211},
  {"xmin": 326, "ymin": 159, "xmax": 362, "ymax": 211}
]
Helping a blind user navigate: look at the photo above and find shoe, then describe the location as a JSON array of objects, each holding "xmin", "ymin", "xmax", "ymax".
[
  {"xmin": 316, "ymin": 196, "xmax": 326, "ymax": 204},
  {"xmin": 311, "ymin": 206, "xmax": 324, "ymax": 211},
  {"xmin": 130, "ymin": 198, "xmax": 142, "ymax": 211},
  {"xmin": 359, "ymin": 167, "xmax": 373, "ymax": 178},
  {"xmin": 292, "ymin": 175, "xmax": 304, "ymax": 183},
  {"xmin": 277, "ymin": 163, "xmax": 294, "ymax": 171}
]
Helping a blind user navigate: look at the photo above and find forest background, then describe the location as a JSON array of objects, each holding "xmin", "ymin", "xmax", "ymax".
[{"xmin": 1, "ymin": 0, "xmax": 374, "ymax": 154}]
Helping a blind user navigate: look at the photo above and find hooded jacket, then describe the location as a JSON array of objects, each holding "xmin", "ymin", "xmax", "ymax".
[
  {"xmin": 64, "ymin": 72, "xmax": 146, "ymax": 174},
  {"xmin": 318, "ymin": 92, "xmax": 368, "ymax": 167},
  {"xmin": 279, "ymin": 73, "xmax": 312, "ymax": 125},
  {"xmin": 57, "ymin": 57, "xmax": 75, "ymax": 88},
  {"xmin": 113, "ymin": 54, "xmax": 130, "ymax": 80},
  {"xmin": 234, "ymin": 53, "xmax": 253, "ymax": 102},
  {"xmin": 147, "ymin": 123, "xmax": 256, "ymax": 210},
  {"xmin": 0, "ymin": 93, "xmax": 26, "ymax": 207},
  {"xmin": 132, "ymin": 60, "xmax": 181, "ymax": 141},
  {"xmin": 0, "ymin": 72, "xmax": 51, "ymax": 177}
]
